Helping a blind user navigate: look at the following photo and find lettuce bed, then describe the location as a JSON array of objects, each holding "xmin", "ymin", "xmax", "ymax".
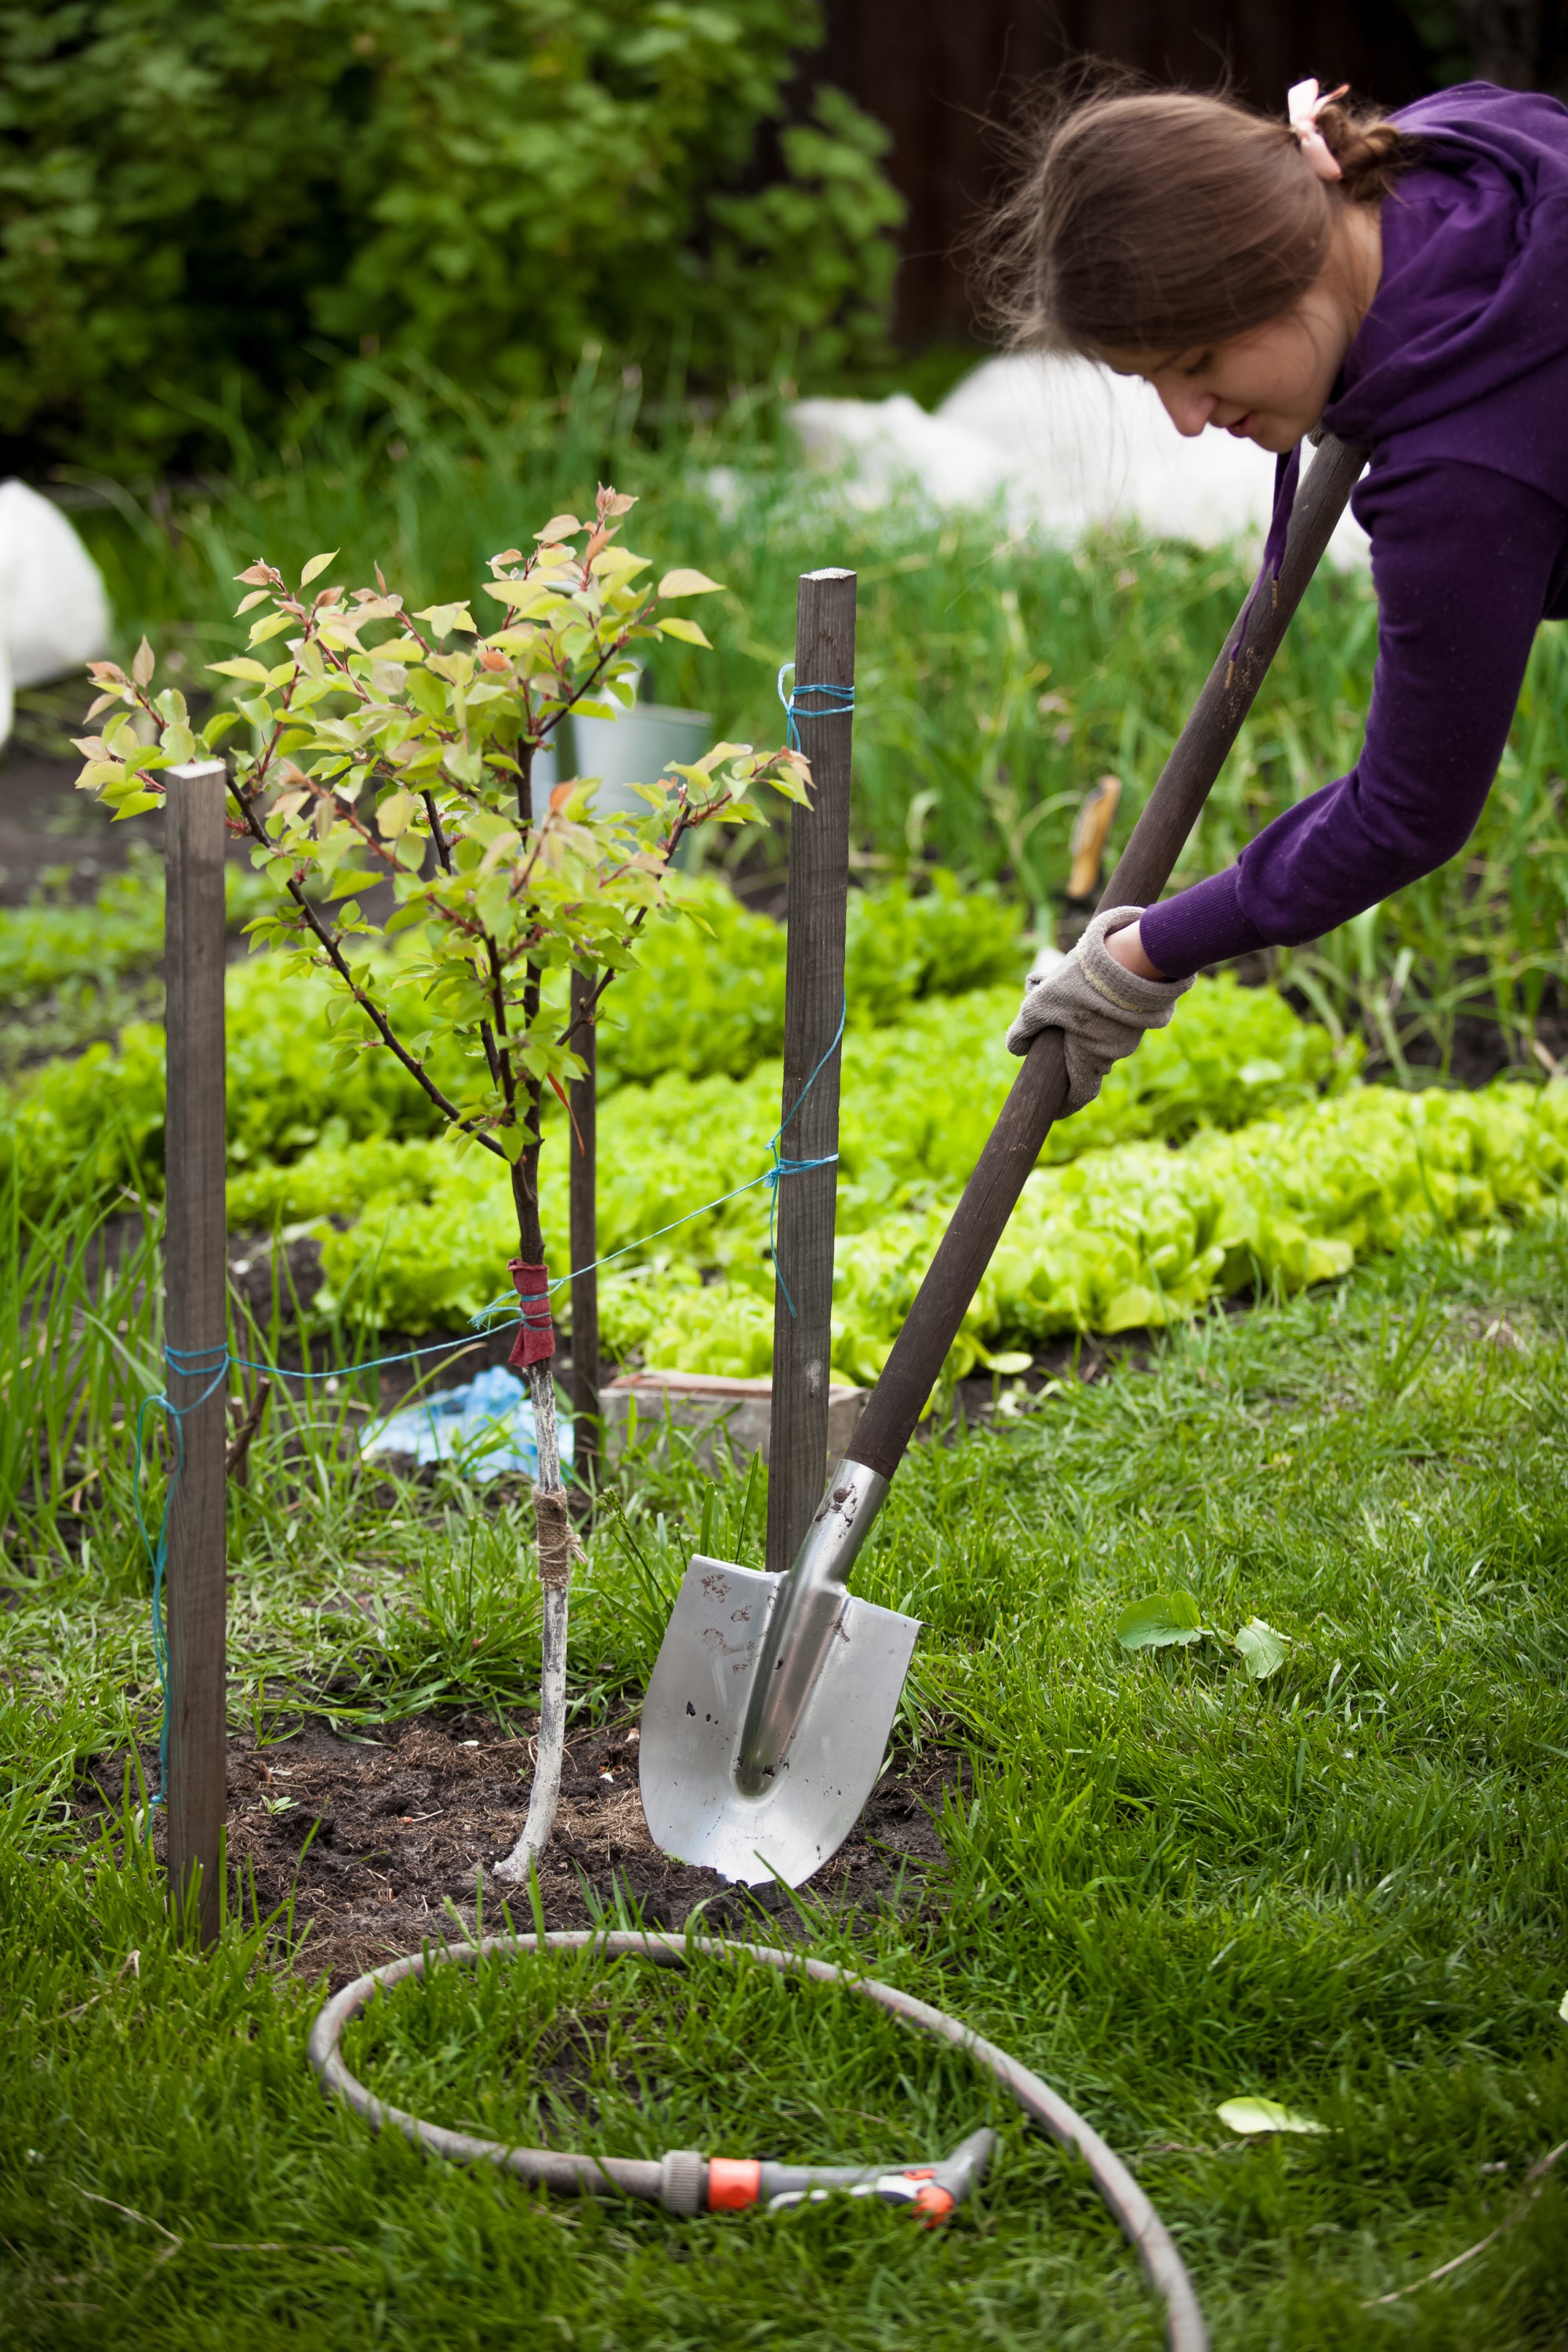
[
  {"xmin": 13, "ymin": 868, "xmax": 1558, "ymax": 1386},
  {"xmin": 603, "ymin": 1080, "xmax": 1568, "ymax": 1384},
  {"xmin": 1, "ymin": 875, "xmax": 1022, "ymax": 1213},
  {"xmin": 227, "ymin": 972, "xmax": 1350, "ymax": 1336},
  {"xmin": 293, "ymin": 1068, "xmax": 1564, "ymax": 1387}
]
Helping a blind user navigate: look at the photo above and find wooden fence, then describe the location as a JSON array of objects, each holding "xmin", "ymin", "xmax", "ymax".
[{"xmin": 816, "ymin": 0, "xmax": 1440, "ymax": 347}]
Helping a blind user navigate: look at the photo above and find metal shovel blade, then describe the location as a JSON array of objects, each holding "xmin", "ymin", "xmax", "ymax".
[{"xmin": 639, "ymin": 1554, "xmax": 920, "ymax": 1886}]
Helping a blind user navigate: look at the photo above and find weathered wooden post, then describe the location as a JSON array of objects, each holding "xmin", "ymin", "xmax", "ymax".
[
  {"xmin": 765, "ymin": 568, "xmax": 855, "ymax": 1576},
  {"xmin": 163, "ymin": 759, "xmax": 228, "ymax": 1946},
  {"xmin": 568, "ymin": 965, "xmax": 599, "ymax": 1481}
]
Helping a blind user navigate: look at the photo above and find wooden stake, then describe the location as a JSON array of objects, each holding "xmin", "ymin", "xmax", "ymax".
[
  {"xmin": 569, "ymin": 965, "xmax": 599, "ymax": 1480},
  {"xmin": 163, "ymin": 759, "xmax": 228, "ymax": 1946},
  {"xmin": 766, "ymin": 568, "xmax": 855, "ymax": 1576}
]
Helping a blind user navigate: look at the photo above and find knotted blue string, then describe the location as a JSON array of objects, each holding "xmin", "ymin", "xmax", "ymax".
[
  {"xmin": 766, "ymin": 996, "xmax": 845, "ymax": 1317},
  {"xmin": 778, "ymin": 662, "xmax": 855, "ymax": 752},
  {"xmin": 134, "ymin": 1341, "xmax": 230, "ymax": 1823}
]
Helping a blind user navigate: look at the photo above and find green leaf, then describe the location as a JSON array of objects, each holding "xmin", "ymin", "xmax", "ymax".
[
  {"xmin": 249, "ymin": 609, "xmax": 297, "ymax": 646},
  {"xmin": 415, "ymin": 602, "xmax": 477, "ymax": 637},
  {"xmin": 656, "ymin": 616, "xmax": 713, "ymax": 648},
  {"xmin": 405, "ymin": 668, "xmax": 449, "ymax": 722},
  {"xmin": 442, "ymin": 743, "xmax": 484, "ymax": 789},
  {"xmin": 300, "ymin": 549, "xmax": 339, "ymax": 586},
  {"xmin": 658, "ymin": 568, "xmax": 724, "ymax": 597},
  {"xmin": 376, "ymin": 790, "xmax": 419, "ymax": 840},
  {"xmin": 208, "ymin": 658, "xmax": 273, "ymax": 684},
  {"xmin": 1115, "ymin": 1591, "xmax": 1205, "ymax": 1651},
  {"xmin": 483, "ymin": 582, "xmax": 557, "ymax": 616},
  {"xmin": 1216, "ymin": 2098, "xmax": 1327, "ymax": 2138},
  {"xmin": 1232, "ymin": 1617, "xmax": 1290, "ymax": 1681}
]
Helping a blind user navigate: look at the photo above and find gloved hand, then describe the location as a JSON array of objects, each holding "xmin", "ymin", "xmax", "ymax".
[{"xmin": 1007, "ymin": 905, "xmax": 1192, "ymax": 1112}]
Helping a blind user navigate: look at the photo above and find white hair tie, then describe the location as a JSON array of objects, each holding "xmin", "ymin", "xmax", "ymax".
[{"xmin": 1287, "ymin": 78, "xmax": 1349, "ymax": 182}]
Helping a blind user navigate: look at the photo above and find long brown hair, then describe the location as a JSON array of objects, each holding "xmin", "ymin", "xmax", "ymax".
[{"xmin": 985, "ymin": 71, "xmax": 1413, "ymax": 358}]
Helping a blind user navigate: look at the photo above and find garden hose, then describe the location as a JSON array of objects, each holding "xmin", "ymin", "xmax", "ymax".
[{"xmin": 307, "ymin": 1928, "xmax": 1208, "ymax": 2352}]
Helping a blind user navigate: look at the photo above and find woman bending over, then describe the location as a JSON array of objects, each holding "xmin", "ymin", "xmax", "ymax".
[{"xmin": 1004, "ymin": 76, "xmax": 1568, "ymax": 1098}]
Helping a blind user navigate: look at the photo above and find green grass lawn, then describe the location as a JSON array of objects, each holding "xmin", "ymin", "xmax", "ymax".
[{"xmin": 4, "ymin": 1224, "xmax": 1566, "ymax": 2347}]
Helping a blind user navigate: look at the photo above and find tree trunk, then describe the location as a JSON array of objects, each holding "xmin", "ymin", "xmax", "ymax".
[{"xmin": 495, "ymin": 746, "xmax": 574, "ymax": 1887}]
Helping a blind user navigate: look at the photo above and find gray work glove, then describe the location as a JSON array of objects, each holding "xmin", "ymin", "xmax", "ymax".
[{"xmin": 1006, "ymin": 905, "xmax": 1192, "ymax": 1112}]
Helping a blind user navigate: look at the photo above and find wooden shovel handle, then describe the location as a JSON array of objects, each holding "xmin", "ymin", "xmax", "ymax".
[{"xmin": 848, "ymin": 433, "xmax": 1369, "ymax": 1483}]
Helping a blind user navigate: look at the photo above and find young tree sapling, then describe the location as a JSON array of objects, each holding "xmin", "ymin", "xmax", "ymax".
[{"xmin": 74, "ymin": 485, "xmax": 810, "ymax": 1880}]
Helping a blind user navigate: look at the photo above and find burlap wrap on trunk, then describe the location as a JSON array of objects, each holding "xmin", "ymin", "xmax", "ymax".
[{"xmin": 534, "ymin": 1489, "xmax": 579, "ymax": 1591}]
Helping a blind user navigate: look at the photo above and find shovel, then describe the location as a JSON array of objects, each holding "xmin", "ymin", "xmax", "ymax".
[{"xmin": 641, "ymin": 434, "xmax": 1368, "ymax": 1886}]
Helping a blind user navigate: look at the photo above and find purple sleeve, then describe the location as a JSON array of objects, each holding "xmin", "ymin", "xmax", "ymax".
[{"xmin": 1140, "ymin": 459, "xmax": 1568, "ymax": 978}]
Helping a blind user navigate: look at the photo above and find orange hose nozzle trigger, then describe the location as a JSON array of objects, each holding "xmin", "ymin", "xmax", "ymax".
[
  {"xmin": 913, "ymin": 2182, "xmax": 956, "ymax": 2226},
  {"xmin": 707, "ymin": 2158, "xmax": 762, "ymax": 2211}
]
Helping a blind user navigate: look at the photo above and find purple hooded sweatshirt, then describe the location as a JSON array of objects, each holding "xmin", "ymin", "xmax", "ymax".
[{"xmin": 1139, "ymin": 83, "xmax": 1568, "ymax": 981}]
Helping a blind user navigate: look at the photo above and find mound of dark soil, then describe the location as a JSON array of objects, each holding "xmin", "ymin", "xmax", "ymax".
[{"xmin": 82, "ymin": 1713, "xmax": 964, "ymax": 1987}]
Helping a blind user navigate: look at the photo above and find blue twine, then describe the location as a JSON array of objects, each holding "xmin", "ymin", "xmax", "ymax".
[
  {"xmin": 778, "ymin": 662, "xmax": 855, "ymax": 753},
  {"xmin": 132, "ymin": 1343, "xmax": 230, "ymax": 1823},
  {"xmin": 766, "ymin": 996, "xmax": 845, "ymax": 1317}
]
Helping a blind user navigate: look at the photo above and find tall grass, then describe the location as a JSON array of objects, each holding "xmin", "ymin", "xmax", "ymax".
[{"xmin": 62, "ymin": 358, "xmax": 1568, "ymax": 1074}]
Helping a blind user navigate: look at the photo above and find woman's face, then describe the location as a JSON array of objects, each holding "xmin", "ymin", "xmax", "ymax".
[
  {"xmin": 1106, "ymin": 299, "xmax": 1352, "ymax": 455},
  {"xmin": 1104, "ymin": 205, "xmax": 1381, "ymax": 456}
]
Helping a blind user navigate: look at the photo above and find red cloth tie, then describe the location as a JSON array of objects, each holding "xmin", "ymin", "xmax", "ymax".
[{"xmin": 507, "ymin": 1259, "xmax": 556, "ymax": 1367}]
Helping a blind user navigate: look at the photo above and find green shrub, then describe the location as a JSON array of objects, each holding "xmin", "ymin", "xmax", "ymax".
[
  {"xmin": 0, "ymin": 843, "xmax": 278, "ymax": 1071},
  {"xmin": 0, "ymin": 0, "xmax": 902, "ymax": 472},
  {"xmin": 601, "ymin": 870, "xmax": 1024, "ymax": 1082}
]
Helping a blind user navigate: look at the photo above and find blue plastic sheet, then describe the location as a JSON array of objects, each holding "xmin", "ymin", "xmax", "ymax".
[{"xmin": 361, "ymin": 1364, "xmax": 573, "ymax": 1481}]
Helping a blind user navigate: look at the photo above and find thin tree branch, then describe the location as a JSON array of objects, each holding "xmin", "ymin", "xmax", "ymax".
[
  {"xmin": 554, "ymin": 805, "xmax": 696, "ymax": 1052},
  {"xmin": 226, "ymin": 775, "xmax": 506, "ymax": 1159}
]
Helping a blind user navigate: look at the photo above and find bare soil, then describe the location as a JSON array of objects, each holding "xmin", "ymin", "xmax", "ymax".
[
  {"xmin": 80, "ymin": 1713, "xmax": 964, "ymax": 1988},
  {"xmin": 0, "ymin": 740, "xmax": 159, "ymax": 906}
]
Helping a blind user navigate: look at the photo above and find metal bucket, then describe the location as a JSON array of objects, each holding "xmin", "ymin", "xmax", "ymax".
[{"xmin": 569, "ymin": 702, "xmax": 713, "ymax": 869}]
